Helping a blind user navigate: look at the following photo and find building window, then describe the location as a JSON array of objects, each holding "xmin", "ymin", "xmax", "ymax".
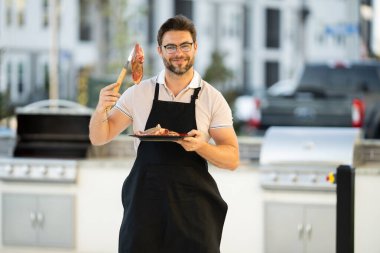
[
  {"xmin": 148, "ymin": 0, "xmax": 155, "ymax": 44},
  {"xmin": 265, "ymin": 61, "xmax": 279, "ymax": 87},
  {"xmin": 57, "ymin": 0, "xmax": 62, "ymax": 29},
  {"xmin": 243, "ymin": 59, "xmax": 250, "ymax": 92},
  {"xmin": 243, "ymin": 5, "xmax": 250, "ymax": 49},
  {"xmin": 5, "ymin": 0, "xmax": 12, "ymax": 26},
  {"xmin": 229, "ymin": 13, "xmax": 235, "ymax": 37},
  {"xmin": 18, "ymin": 62, "xmax": 24, "ymax": 94},
  {"xmin": 42, "ymin": 0, "xmax": 49, "ymax": 27},
  {"xmin": 265, "ymin": 8, "xmax": 281, "ymax": 48},
  {"xmin": 175, "ymin": 0, "xmax": 193, "ymax": 20},
  {"xmin": 236, "ymin": 12, "xmax": 242, "ymax": 39},
  {"xmin": 79, "ymin": 0, "xmax": 92, "ymax": 41},
  {"xmin": 44, "ymin": 64, "xmax": 49, "ymax": 95},
  {"xmin": 7, "ymin": 62, "xmax": 12, "ymax": 92},
  {"xmin": 16, "ymin": 0, "xmax": 26, "ymax": 27}
]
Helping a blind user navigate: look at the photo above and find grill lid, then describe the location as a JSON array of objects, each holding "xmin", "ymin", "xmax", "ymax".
[
  {"xmin": 14, "ymin": 99, "xmax": 93, "ymax": 158},
  {"xmin": 259, "ymin": 127, "xmax": 362, "ymax": 167},
  {"xmin": 15, "ymin": 99, "xmax": 93, "ymax": 115}
]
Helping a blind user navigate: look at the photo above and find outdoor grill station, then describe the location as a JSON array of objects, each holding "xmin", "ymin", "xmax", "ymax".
[
  {"xmin": 259, "ymin": 127, "xmax": 359, "ymax": 253},
  {"xmin": 0, "ymin": 99, "xmax": 93, "ymax": 183}
]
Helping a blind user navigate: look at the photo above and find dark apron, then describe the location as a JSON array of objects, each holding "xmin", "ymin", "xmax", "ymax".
[{"xmin": 119, "ymin": 83, "xmax": 228, "ymax": 253}]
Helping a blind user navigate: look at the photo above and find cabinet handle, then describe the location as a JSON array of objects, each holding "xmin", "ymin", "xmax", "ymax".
[
  {"xmin": 30, "ymin": 212, "xmax": 37, "ymax": 228},
  {"xmin": 305, "ymin": 224, "xmax": 312, "ymax": 239},
  {"xmin": 36, "ymin": 212, "xmax": 44, "ymax": 228},
  {"xmin": 297, "ymin": 224, "xmax": 304, "ymax": 239}
]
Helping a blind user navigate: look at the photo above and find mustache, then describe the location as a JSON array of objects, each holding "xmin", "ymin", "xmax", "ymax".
[{"xmin": 170, "ymin": 57, "xmax": 189, "ymax": 61}]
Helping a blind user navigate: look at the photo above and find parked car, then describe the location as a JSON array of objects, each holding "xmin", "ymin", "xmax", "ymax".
[
  {"xmin": 266, "ymin": 79, "xmax": 297, "ymax": 97},
  {"xmin": 234, "ymin": 60, "xmax": 380, "ymax": 139}
]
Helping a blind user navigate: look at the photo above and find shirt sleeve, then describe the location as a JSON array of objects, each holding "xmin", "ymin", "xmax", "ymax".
[
  {"xmin": 114, "ymin": 86, "xmax": 134, "ymax": 119},
  {"xmin": 210, "ymin": 90, "xmax": 234, "ymax": 129}
]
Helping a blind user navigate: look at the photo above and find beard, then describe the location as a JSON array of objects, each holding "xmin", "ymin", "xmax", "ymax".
[{"xmin": 162, "ymin": 56, "xmax": 194, "ymax": 75}]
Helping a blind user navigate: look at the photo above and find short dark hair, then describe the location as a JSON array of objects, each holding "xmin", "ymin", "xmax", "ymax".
[{"xmin": 157, "ymin": 15, "xmax": 197, "ymax": 46}]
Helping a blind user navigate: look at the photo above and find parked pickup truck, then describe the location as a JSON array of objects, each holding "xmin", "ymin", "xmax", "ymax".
[{"xmin": 235, "ymin": 61, "xmax": 380, "ymax": 139}]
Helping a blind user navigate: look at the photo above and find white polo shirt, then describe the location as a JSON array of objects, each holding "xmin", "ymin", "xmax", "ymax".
[{"xmin": 115, "ymin": 69, "xmax": 233, "ymax": 149}]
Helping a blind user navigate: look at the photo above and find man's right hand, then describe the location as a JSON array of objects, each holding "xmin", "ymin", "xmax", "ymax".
[{"xmin": 96, "ymin": 83, "xmax": 121, "ymax": 113}]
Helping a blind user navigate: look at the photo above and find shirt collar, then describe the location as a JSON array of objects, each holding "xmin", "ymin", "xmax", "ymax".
[{"xmin": 156, "ymin": 69, "xmax": 202, "ymax": 89}]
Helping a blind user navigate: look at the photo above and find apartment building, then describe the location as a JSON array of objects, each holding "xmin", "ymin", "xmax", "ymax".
[{"xmin": 0, "ymin": 0, "xmax": 95, "ymax": 104}]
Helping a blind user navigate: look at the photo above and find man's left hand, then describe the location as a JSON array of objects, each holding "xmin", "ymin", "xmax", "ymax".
[{"xmin": 176, "ymin": 129, "xmax": 206, "ymax": 152}]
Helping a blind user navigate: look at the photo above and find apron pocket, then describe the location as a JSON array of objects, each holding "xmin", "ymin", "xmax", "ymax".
[
  {"xmin": 141, "ymin": 164, "xmax": 200, "ymax": 202},
  {"xmin": 141, "ymin": 169, "xmax": 166, "ymax": 200},
  {"xmin": 168, "ymin": 165, "xmax": 200, "ymax": 202},
  {"xmin": 169, "ymin": 181, "xmax": 198, "ymax": 202}
]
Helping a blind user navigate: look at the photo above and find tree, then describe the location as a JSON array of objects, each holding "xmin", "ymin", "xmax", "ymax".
[
  {"xmin": 203, "ymin": 50, "xmax": 233, "ymax": 89},
  {"xmin": 203, "ymin": 50, "xmax": 239, "ymax": 106}
]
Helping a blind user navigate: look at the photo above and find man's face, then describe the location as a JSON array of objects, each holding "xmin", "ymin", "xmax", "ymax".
[{"xmin": 158, "ymin": 30, "xmax": 197, "ymax": 76}]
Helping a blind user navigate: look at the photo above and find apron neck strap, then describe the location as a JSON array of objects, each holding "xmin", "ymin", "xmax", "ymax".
[
  {"xmin": 154, "ymin": 83, "xmax": 201, "ymax": 103},
  {"xmin": 154, "ymin": 83, "xmax": 160, "ymax": 101},
  {"xmin": 191, "ymin": 87, "xmax": 201, "ymax": 103}
]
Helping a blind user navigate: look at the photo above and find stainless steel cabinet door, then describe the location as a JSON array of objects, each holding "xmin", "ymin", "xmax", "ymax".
[
  {"xmin": 2, "ymin": 194, "xmax": 38, "ymax": 246},
  {"xmin": 37, "ymin": 195, "xmax": 74, "ymax": 248},
  {"xmin": 265, "ymin": 202, "xmax": 336, "ymax": 253},
  {"xmin": 305, "ymin": 205, "xmax": 336, "ymax": 253},
  {"xmin": 2, "ymin": 193, "xmax": 74, "ymax": 248},
  {"xmin": 265, "ymin": 202, "xmax": 304, "ymax": 253}
]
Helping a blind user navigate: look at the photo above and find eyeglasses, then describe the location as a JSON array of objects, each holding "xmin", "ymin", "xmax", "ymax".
[{"xmin": 162, "ymin": 42, "xmax": 194, "ymax": 54}]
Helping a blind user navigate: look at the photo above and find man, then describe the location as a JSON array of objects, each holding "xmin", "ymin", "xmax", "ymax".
[{"xmin": 89, "ymin": 14, "xmax": 239, "ymax": 253}]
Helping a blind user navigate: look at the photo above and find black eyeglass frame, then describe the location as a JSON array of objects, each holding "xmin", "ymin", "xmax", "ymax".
[{"xmin": 161, "ymin": 42, "xmax": 194, "ymax": 54}]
